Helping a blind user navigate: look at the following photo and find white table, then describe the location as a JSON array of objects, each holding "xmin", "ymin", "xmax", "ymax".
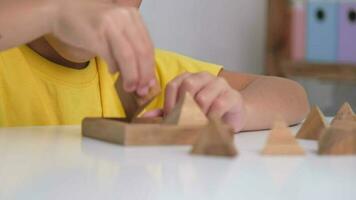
[{"xmin": 0, "ymin": 118, "xmax": 355, "ymax": 200}]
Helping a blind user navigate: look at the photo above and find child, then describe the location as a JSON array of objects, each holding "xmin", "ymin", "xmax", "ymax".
[{"xmin": 0, "ymin": 0, "xmax": 309, "ymax": 132}]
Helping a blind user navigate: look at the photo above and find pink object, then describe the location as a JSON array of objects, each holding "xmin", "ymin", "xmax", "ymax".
[
  {"xmin": 338, "ymin": 3, "xmax": 356, "ymax": 63},
  {"xmin": 291, "ymin": 3, "xmax": 306, "ymax": 61}
]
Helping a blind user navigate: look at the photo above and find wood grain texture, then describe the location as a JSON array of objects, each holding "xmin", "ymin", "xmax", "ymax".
[
  {"xmin": 164, "ymin": 92, "xmax": 208, "ymax": 126},
  {"xmin": 82, "ymin": 118, "xmax": 203, "ymax": 146},
  {"xmin": 191, "ymin": 118, "xmax": 237, "ymax": 157},
  {"xmin": 318, "ymin": 120, "xmax": 356, "ymax": 155},
  {"xmin": 262, "ymin": 120, "xmax": 305, "ymax": 155},
  {"xmin": 331, "ymin": 102, "xmax": 355, "ymax": 125},
  {"xmin": 296, "ymin": 106, "xmax": 328, "ymax": 140},
  {"xmin": 265, "ymin": 0, "xmax": 290, "ymax": 76},
  {"xmin": 115, "ymin": 78, "xmax": 161, "ymax": 120}
]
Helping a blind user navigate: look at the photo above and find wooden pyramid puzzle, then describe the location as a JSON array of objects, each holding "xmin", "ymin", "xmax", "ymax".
[
  {"xmin": 191, "ymin": 117, "xmax": 237, "ymax": 157},
  {"xmin": 164, "ymin": 92, "xmax": 208, "ymax": 126},
  {"xmin": 318, "ymin": 120, "xmax": 356, "ymax": 155},
  {"xmin": 296, "ymin": 106, "xmax": 328, "ymax": 140},
  {"xmin": 262, "ymin": 120, "xmax": 305, "ymax": 155},
  {"xmin": 83, "ymin": 85, "xmax": 215, "ymax": 147},
  {"xmin": 331, "ymin": 102, "xmax": 355, "ymax": 125}
]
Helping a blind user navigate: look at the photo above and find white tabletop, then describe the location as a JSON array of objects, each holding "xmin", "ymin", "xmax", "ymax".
[{"xmin": 0, "ymin": 118, "xmax": 355, "ymax": 200}]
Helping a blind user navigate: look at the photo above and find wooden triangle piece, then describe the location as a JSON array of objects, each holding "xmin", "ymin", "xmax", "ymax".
[
  {"xmin": 262, "ymin": 120, "xmax": 305, "ymax": 155},
  {"xmin": 331, "ymin": 102, "xmax": 355, "ymax": 125},
  {"xmin": 115, "ymin": 78, "xmax": 161, "ymax": 121},
  {"xmin": 318, "ymin": 120, "xmax": 356, "ymax": 155},
  {"xmin": 164, "ymin": 92, "xmax": 208, "ymax": 126},
  {"xmin": 296, "ymin": 106, "xmax": 328, "ymax": 140},
  {"xmin": 191, "ymin": 118, "xmax": 237, "ymax": 157}
]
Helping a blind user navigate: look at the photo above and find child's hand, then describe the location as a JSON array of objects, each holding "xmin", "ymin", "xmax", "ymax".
[
  {"xmin": 53, "ymin": 0, "xmax": 155, "ymax": 96},
  {"xmin": 165, "ymin": 72, "xmax": 247, "ymax": 132},
  {"xmin": 143, "ymin": 72, "xmax": 247, "ymax": 132}
]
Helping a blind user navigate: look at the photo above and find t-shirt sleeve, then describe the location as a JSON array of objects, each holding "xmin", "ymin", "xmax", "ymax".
[{"xmin": 154, "ymin": 49, "xmax": 223, "ymax": 85}]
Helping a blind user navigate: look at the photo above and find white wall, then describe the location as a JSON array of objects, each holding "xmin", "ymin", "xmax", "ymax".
[
  {"xmin": 141, "ymin": 0, "xmax": 267, "ymax": 74},
  {"xmin": 141, "ymin": 0, "xmax": 356, "ymax": 114}
]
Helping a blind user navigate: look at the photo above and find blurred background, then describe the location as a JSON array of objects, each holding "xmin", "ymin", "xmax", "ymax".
[{"xmin": 141, "ymin": 0, "xmax": 356, "ymax": 115}]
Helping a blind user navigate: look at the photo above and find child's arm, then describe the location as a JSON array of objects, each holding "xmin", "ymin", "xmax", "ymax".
[
  {"xmin": 0, "ymin": 0, "xmax": 155, "ymax": 96},
  {"xmin": 161, "ymin": 71, "xmax": 309, "ymax": 132},
  {"xmin": 220, "ymin": 70, "xmax": 310, "ymax": 131}
]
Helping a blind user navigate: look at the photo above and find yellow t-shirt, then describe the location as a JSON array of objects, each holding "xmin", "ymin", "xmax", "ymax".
[{"xmin": 0, "ymin": 46, "xmax": 222, "ymax": 127}]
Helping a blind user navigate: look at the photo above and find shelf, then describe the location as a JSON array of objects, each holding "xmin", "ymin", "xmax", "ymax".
[{"xmin": 281, "ymin": 61, "xmax": 356, "ymax": 82}]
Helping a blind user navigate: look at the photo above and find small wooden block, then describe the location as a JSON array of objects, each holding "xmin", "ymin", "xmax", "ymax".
[
  {"xmin": 115, "ymin": 78, "xmax": 161, "ymax": 120},
  {"xmin": 82, "ymin": 118, "xmax": 203, "ymax": 146},
  {"xmin": 262, "ymin": 120, "xmax": 305, "ymax": 155},
  {"xmin": 331, "ymin": 102, "xmax": 355, "ymax": 125},
  {"xmin": 191, "ymin": 118, "xmax": 237, "ymax": 157},
  {"xmin": 318, "ymin": 120, "xmax": 356, "ymax": 155},
  {"xmin": 164, "ymin": 92, "xmax": 208, "ymax": 126},
  {"xmin": 296, "ymin": 106, "xmax": 328, "ymax": 140}
]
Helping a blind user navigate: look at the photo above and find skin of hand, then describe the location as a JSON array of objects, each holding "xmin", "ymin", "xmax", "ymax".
[
  {"xmin": 0, "ymin": 0, "xmax": 153, "ymax": 96},
  {"xmin": 52, "ymin": 0, "xmax": 154, "ymax": 96},
  {"xmin": 144, "ymin": 72, "xmax": 247, "ymax": 132},
  {"xmin": 143, "ymin": 70, "xmax": 310, "ymax": 133}
]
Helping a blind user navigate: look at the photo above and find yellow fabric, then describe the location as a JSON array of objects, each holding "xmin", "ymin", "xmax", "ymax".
[{"xmin": 0, "ymin": 46, "xmax": 222, "ymax": 127}]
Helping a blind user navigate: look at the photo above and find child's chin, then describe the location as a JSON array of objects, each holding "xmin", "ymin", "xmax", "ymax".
[{"xmin": 45, "ymin": 35, "xmax": 95, "ymax": 64}]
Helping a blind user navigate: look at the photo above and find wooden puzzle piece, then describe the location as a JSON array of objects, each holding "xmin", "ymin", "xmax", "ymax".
[
  {"xmin": 191, "ymin": 118, "xmax": 237, "ymax": 157},
  {"xmin": 131, "ymin": 117, "xmax": 163, "ymax": 124},
  {"xmin": 115, "ymin": 78, "xmax": 161, "ymax": 121},
  {"xmin": 318, "ymin": 120, "xmax": 356, "ymax": 155},
  {"xmin": 296, "ymin": 106, "xmax": 328, "ymax": 140},
  {"xmin": 82, "ymin": 118, "xmax": 203, "ymax": 146},
  {"xmin": 331, "ymin": 102, "xmax": 355, "ymax": 125},
  {"xmin": 262, "ymin": 120, "xmax": 305, "ymax": 155},
  {"xmin": 164, "ymin": 92, "xmax": 208, "ymax": 126}
]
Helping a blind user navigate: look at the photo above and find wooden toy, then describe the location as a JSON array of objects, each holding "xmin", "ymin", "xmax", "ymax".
[
  {"xmin": 164, "ymin": 92, "xmax": 208, "ymax": 126},
  {"xmin": 296, "ymin": 106, "xmax": 328, "ymax": 140},
  {"xmin": 318, "ymin": 120, "xmax": 356, "ymax": 155},
  {"xmin": 115, "ymin": 78, "xmax": 161, "ymax": 120},
  {"xmin": 331, "ymin": 102, "xmax": 355, "ymax": 125},
  {"xmin": 82, "ymin": 118, "xmax": 203, "ymax": 146},
  {"xmin": 262, "ymin": 120, "xmax": 305, "ymax": 155},
  {"xmin": 191, "ymin": 117, "xmax": 237, "ymax": 157},
  {"xmin": 82, "ymin": 91, "xmax": 211, "ymax": 146}
]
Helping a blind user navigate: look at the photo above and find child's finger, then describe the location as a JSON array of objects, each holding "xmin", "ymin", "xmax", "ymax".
[
  {"xmin": 195, "ymin": 77, "xmax": 228, "ymax": 114},
  {"xmin": 129, "ymin": 10, "xmax": 156, "ymax": 91},
  {"xmin": 208, "ymin": 91, "xmax": 237, "ymax": 119},
  {"xmin": 177, "ymin": 72, "xmax": 214, "ymax": 102},
  {"xmin": 164, "ymin": 72, "xmax": 191, "ymax": 115},
  {"xmin": 107, "ymin": 19, "xmax": 139, "ymax": 92},
  {"xmin": 141, "ymin": 109, "xmax": 163, "ymax": 118},
  {"xmin": 120, "ymin": 9, "xmax": 155, "ymax": 96}
]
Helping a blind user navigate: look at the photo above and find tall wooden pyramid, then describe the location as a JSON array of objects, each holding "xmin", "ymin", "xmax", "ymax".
[
  {"xmin": 262, "ymin": 120, "xmax": 305, "ymax": 155},
  {"xmin": 318, "ymin": 120, "xmax": 356, "ymax": 155},
  {"xmin": 191, "ymin": 118, "xmax": 238, "ymax": 157},
  {"xmin": 296, "ymin": 106, "xmax": 328, "ymax": 140},
  {"xmin": 331, "ymin": 102, "xmax": 355, "ymax": 125},
  {"xmin": 164, "ymin": 92, "xmax": 208, "ymax": 126}
]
